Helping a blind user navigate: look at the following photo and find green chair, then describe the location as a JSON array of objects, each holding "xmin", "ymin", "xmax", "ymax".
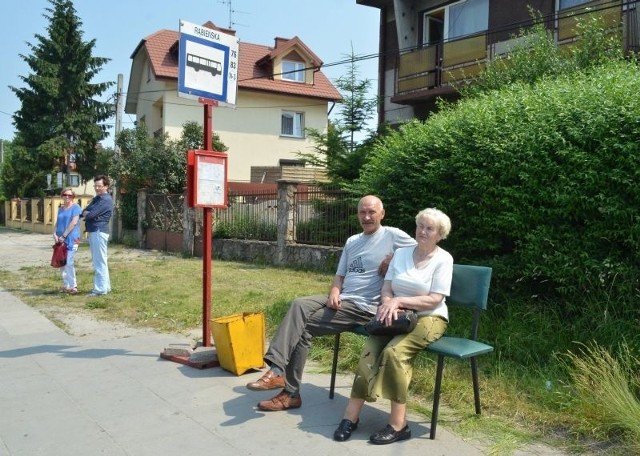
[
  {"xmin": 426, "ymin": 264, "xmax": 493, "ymax": 439},
  {"xmin": 328, "ymin": 264, "xmax": 493, "ymax": 440}
]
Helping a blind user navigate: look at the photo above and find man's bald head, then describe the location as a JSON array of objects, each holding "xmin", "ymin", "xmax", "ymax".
[{"xmin": 358, "ymin": 195, "xmax": 385, "ymax": 235}]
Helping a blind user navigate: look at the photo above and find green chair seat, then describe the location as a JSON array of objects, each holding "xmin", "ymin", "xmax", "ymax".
[{"xmin": 427, "ymin": 336, "xmax": 494, "ymax": 360}]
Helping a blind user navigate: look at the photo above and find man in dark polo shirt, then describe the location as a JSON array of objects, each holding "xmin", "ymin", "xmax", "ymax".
[{"xmin": 81, "ymin": 175, "xmax": 113, "ymax": 296}]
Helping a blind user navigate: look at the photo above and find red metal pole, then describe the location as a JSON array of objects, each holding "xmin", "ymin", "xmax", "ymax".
[{"xmin": 202, "ymin": 102, "xmax": 213, "ymax": 347}]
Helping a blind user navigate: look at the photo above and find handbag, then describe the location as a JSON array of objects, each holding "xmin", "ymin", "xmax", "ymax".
[
  {"xmin": 365, "ymin": 310, "xmax": 418, "ymax": 336},
  {"xmin": 51, "ymin": 241, "xmax": 68, "ymax": 268}
]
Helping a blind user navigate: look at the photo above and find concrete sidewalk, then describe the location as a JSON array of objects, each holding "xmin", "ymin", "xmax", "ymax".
[
  {"xmin": 0, "ymin": 228, "xmax": 557, "ymax": 455},
  {"xmin": 0, "ymin": 288, "xmax": 490, "ymax": 456}
]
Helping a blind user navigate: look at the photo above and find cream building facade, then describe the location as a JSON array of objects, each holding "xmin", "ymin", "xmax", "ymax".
[{"xmin": 125, "ymin": 22, "xmax": 342, "ymax": 182}]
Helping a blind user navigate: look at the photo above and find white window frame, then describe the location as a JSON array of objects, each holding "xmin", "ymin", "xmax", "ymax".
[
  {"xmin": 281, "ymin": 60, "xmax": 305, "ymax": 82},
  {"xmin": 66, "ymin": 174, "xmax": 80, "ymax": 187},
  {"xmin": 281, "ymin": 111, "xmax": 304, "ymax": 138},
  {"xmin": 422, "ymin": 0, "xmax": 489, "ymax": 44}
]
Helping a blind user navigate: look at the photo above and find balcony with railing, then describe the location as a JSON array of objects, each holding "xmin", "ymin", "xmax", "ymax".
[
  {"xmin": 393, "ymin": 33, "xmax": 487, "ymax": 104},
  {"xmin": 392, "ymin": 0, "xmax": 633, "ymax": 104}
]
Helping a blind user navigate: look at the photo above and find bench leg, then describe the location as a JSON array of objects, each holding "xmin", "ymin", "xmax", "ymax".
[
  {"xmin": 470, "ymin": 356, "xmax": 481, "ymax": 414},
  {"xmin": 329, "ymin": 333, "xmax": 341, "ymax": 399},
  {"xmin": 430, "ymin": 354, "xmax": 445, "ymax": 439}
]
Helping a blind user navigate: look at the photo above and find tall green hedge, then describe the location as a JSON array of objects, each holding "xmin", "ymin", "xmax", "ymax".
[{"xmin": 357, "ymin": 60, "xmax": 640, "ymax": 311}]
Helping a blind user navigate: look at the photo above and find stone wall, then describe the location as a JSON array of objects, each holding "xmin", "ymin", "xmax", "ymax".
[{"xmin": 212, "ymin": 238, "xmax": 342, "ymax": 273}]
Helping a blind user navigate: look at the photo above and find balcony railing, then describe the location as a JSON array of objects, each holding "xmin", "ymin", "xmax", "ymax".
[{"xmin": 394, "ymin": 0, "xmax": 629, "ymax": 100}]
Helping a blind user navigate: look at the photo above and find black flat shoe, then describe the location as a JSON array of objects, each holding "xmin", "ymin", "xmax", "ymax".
[
  {"xmin": 333, "ymin": 418, "xmax": 359, "ymax": 441},
  {"xmin": 369, "ymin": 424, "xmax": 411, "ymax": 445}
]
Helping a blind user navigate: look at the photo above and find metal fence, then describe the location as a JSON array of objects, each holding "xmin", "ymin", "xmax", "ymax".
[
  {"xmin": 146, "ymin": 194, "xmax": 184, "ymax": 232},
  {"xmin": 293, "ymin": 188, "xmax": 359, "ymax": 246},
  {"xmin": 213, "ymin": 188, "xmax": 279, "ymax": 241},
  {"xmin": 144, "ymin": 186, "xmax": 360, "ymax": 247}
]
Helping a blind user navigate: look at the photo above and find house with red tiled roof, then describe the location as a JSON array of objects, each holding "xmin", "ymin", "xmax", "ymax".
[{"xmin": 125, "ymin": 21, "xmax": 342, "ymax": 181}]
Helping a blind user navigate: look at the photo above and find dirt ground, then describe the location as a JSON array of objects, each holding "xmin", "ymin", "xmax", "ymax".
[{"xmin": 0, "ymin": 227, "xmax": 201, "ymax": 343}]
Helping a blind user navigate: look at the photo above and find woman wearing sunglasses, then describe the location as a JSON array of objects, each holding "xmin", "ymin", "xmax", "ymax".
[{"xmin": 54, "ymin": 188, "xmax": 82, "ymax": 294}]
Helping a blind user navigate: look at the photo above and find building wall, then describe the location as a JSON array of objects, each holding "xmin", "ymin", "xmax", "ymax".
[
  {"xmin": 131, "ymin": 56, "xmax": 169, "ymax": 136},
  {"xmin": 376, "ymin": 0, "xmax": 628, "ymax": 125},
  {"xmin": 383, "ymin": 68, "xmax": 414, "ymax": 125},
  {"xmin": 381, "ymin": 4, "xmax": 414, "ymax": 125},
  {"xmin": 211, "ymin": 91, "xmax": 327, "ymax": 181},
  {"xmin": 132, "ymin": 56, "xmax": 328, "ymax": 181},
  {"xmin": 489, "ymin": 0, "xmax": 553, "ymax": 43}
]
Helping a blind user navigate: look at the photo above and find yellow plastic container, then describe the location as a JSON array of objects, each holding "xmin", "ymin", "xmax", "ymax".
[{"xmin": 211, "ymin": 312, "xmax": 266, "ymax": 375}]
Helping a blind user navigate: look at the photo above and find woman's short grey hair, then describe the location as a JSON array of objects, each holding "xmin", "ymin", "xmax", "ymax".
[{"xmin": 415, "ymin": 208, "xmax": 452, "ymax": 239}]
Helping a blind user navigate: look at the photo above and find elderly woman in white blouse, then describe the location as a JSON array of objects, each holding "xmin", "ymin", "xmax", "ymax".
[{"xmin": 333, "ymin": 207, "xmax": 453, "ymax": 445}]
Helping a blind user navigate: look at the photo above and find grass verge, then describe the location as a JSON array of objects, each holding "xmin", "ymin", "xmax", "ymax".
[{"xmin": 1, "ymin": 243, "xmax": 637, "ymax": 455}]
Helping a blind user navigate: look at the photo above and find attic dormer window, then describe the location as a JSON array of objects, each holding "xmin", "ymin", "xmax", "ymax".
[{"xmin": 282, "ymin": 60, "xmax": 305, "ymax": 83}]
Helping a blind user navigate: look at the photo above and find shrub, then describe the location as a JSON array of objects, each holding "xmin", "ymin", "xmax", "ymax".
[
  {"xmin": 214, "ymin": 216, "xmax": 276, "ymax": 241},
  {"xmin": 563, "ymin": 342, "xmax": 640, "ymax": 451},
  {"xmin": 119, "ymin": 191, "xmax": 138, "ymax": 230},
  {"xmin": 295, "ymin": 197, "xmax": 359, "ymax": 246},
  {"xmin": 356, "ymin": 60, "xmax": 640, "ymax": 315}
]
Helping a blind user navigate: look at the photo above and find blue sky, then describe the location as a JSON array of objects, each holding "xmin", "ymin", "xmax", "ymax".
[{"xmin": 0, "ymin": 0, "xmax": 380, "ymax": 148}]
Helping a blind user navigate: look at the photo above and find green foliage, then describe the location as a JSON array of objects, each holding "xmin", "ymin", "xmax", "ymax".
[
  {"xmin": 562, "ymin": 342, "xmax": 640, "ymax": 452},
  {"xmin": 571, "ymin": 12, "xmax": 624, "ymax": 69},
  {"xmin": 112, "ymin": 126, "xmax": 187, "ymax": 194},
  {"xmin": 462, "ymin": 9, "xmax": 624, "ymax": 98},
  {"xmin": 302, "ymin": 122, "xmax": 349, "ymax": 183},
  {"xmin": 8, "ymin": 0, "xmax": 113, "ymax": 194},
  {"xmin": 0, "ymin": 140, "xmax": 13, "ymax": 199},
  {"xmin": 109, "ymin": 122, "xmax": 227, "ymax": 228},
  {"xmin": 118, "ymin": 191, "xmax": 138, "ymax": 230},
  {"xmin": 356, "ymin": 59, "xmax": 640, "ymax": 322},
  {"xmin": 295, "ymin": 196, "xmax": 359, "ymax": 246},
  {"xmin": 0, "ymin": 138, "xmax": 46, "ymax": 198},
  {"xmin": 95, "ymin": 146, "xmax": 116, "ymax": 177},
  {"xmin": 213, "ymin": 216, "xmax": 276, "ymax": 241},
  {"xmin": 179, "ymin": 120, "xmax": 228, "ymax": 152},
  {"xmin": 112, "ymin": 122, "xmax": 227, "ymax": 194},
  {"xmin": 462, "ymin": 15, "xmax": 569, "ymax": 97},
  {"xmin": 333, "ymin": 47, "xmax": 378, "ymax": 152}
]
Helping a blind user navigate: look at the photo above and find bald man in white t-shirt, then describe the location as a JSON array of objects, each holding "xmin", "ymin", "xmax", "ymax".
[{"xmin": 246, "ymin": 195, "xmax": 416, "ymax": 412}]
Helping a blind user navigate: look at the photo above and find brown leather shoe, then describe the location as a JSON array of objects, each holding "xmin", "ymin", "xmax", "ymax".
[
  {"xmin": 257, "ymin": 390, "xmax": 302, "ymax": 411},
  {"xmin": 246, "ymin": 370, "xmax": 285, "ymax": 391}
]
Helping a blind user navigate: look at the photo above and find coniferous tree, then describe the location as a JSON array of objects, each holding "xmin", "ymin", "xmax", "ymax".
[
  {"xmin": 8, "ymin": 0, "xmax": 113, "ymax": 196},
  {"xmin": 334, "ymin": 48, "xmax": 378, "ymax": 153},
  {"xmin": 299, "ymin": 50, "xmax": 378, "ymax": 186}
]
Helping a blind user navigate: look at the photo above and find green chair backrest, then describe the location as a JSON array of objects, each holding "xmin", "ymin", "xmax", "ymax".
[
  {"xmin": 448, "ymin": 264, "xmax": 493, "ymax": 340},
  {"xmin": 449, "ymin": 264, "xmax": 492, "ymax": 310}
]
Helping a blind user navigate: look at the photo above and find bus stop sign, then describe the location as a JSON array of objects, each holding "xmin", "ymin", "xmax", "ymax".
[{"xmin": 178, "ymin": 20, "xmax": 239, "ymax": 105}]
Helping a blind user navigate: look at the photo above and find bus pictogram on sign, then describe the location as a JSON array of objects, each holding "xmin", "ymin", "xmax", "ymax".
[{"xmin": 186, "ymin": 53, "xmax": 222, "ymax": 76}]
